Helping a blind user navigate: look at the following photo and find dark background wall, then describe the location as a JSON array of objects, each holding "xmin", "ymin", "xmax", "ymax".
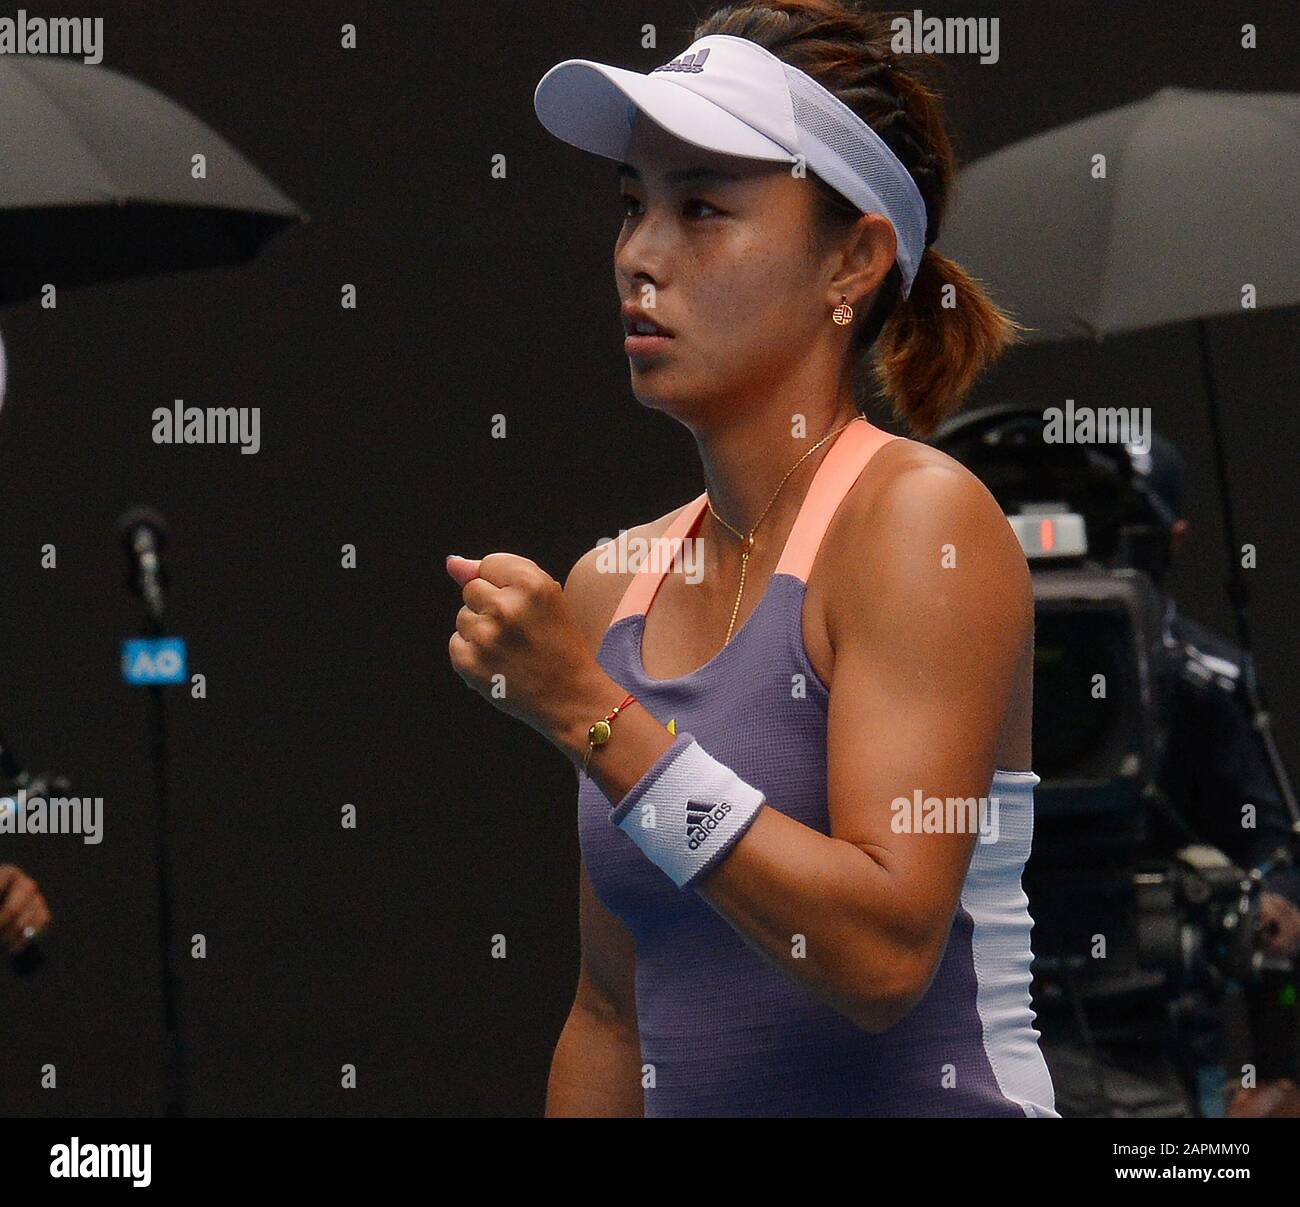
[{"xmin": 0, "ymin": 0, "xmax": 1294, "ymax": 1115}]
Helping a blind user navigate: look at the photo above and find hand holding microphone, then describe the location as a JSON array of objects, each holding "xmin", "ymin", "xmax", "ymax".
[
  {"xmin": 0, "ymin": 863, "xmax": 50, "ymax": 972},
  {"xmin": 0, "ymin": 730, "xmax": 56, "ymax": 975}
]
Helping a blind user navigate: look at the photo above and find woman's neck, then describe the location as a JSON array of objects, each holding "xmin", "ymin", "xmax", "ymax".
[{"xmin": 692, "ymin": 400, "xmax": 862, "ymax": 539}]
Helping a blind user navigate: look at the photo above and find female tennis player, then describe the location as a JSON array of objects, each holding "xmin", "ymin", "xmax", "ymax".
[{"xmin": 447, "ymin": 0, "xmax": 1057, "ymax": 1117}]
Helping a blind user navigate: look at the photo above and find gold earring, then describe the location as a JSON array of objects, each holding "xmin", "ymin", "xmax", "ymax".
[{"xmin": 832, "ymin": 294, "xmax": 854, "ymax": 326}]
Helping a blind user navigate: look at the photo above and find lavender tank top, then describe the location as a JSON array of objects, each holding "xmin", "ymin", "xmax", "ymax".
[{"xmin": 576, "ymin": 419, "xmax": 1058, "ymax": 1117}]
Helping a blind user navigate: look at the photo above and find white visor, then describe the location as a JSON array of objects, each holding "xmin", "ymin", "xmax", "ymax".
[{"xmin": 534, "ymin": 33, "xmax": 928, "ymax": 298}]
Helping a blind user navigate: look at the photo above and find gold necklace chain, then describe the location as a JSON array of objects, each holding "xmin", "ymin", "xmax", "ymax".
[{"xmin": 706, "ymin": 414, "xmax": 863, "ymax": 645}]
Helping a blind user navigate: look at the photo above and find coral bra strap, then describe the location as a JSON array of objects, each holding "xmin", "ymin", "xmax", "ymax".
[{"xmin": 610, "ymin": 419, "xmax": 899, "ymax": 625}]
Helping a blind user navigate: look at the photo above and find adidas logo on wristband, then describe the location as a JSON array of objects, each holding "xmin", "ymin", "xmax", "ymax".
[
  {"xmin": 686, "ymin": 799, "xmax": 733, "ymax": 851},
  {"xmin": 612, "ymin": 733, "xmax": 766, "ymax": 889}
]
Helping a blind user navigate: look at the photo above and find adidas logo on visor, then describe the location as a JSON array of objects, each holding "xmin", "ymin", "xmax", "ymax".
[
  {"xmin": 652, "ymin": 48, "xmax": 711, "ymax": 74},
  {"xmin": 685, "ymin": 797, "xmax": 733, "ymax": 851}
]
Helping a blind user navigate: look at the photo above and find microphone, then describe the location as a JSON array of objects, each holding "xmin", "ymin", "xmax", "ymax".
[{"xmin": 117, "ymin": 506, "xmax": 169, "ymax": 623}]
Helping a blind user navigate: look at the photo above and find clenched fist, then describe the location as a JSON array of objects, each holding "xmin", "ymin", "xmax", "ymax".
[{"xmin": 445, "ymin": 552, "xmax": 606, "ymax": 751}]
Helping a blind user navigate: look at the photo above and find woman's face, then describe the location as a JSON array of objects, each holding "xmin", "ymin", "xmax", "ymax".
[{"xmin": 614, "ymin": 114, "xmax": 846, "ymax": 422}]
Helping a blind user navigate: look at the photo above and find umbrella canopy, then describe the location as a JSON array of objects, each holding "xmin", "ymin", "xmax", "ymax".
[
  {"xmin": 0, "ymin": 54, "xmax": 305, "ymax": 305},
  {"xmin": 937, "ymin": 86, "xmax": 1300, "ymax": 342}
]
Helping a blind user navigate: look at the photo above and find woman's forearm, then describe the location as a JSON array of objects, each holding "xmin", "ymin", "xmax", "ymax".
[
  {"xmin": 690, "ymin": 804, "xmax": 934, "ymax": 1032},
  {"xmin": 550, "ymin": 678, "xmax": 936, "ymax": 1034}
]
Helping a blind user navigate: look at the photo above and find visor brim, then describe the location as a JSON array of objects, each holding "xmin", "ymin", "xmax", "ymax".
[{"xmin": 534, "ymin": 59, "xmax": 792, "ymax": 164}]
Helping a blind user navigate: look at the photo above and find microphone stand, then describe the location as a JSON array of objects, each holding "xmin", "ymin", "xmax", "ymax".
[
  {"xmin": 120, "ymin": 512, "xmax": 187, "ymax": 1118},
  {"xmin": 147, "ymin": 663, "xmax": 185, "ymax": 1118}
]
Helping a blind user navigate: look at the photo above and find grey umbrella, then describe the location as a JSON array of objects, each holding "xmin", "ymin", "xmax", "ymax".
[
  {"xmin": 938, "ymin": 86, "xmax": 1300, "ymax": 342},
  {"xmin": 936, "ymin": 84, "xmax": 1300, "ymax": 828},
  {"xmin": 0, "ymin": 54, "xmax": 305, "ymax": 305}
]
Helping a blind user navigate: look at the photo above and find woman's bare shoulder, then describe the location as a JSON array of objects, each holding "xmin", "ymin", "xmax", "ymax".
[
  {"xmin": 563, "ymin": 500, "xmax": 696, "ymax": 656},
  {"xmin": 825, "ymin": 433, "xmax": 1032, "ymax": 646},
  {"xmin": 838, "ymin": 434, "xmax": 1019, "ymax": 555}
]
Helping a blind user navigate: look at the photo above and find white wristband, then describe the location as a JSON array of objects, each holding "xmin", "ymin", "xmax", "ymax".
[{"xmin": 609, "ymin": 732, "xmax": 766, "ymax": 889}]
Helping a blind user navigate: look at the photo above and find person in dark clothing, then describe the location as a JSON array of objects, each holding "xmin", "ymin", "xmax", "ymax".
[
  {"xmin": 0, "ymin": 335, "xmax": 55, "ymax": 968},
  {"xmin": 1036, "ymin": 432, "xmax": 1299, "ymax": 1117},
  {"xmin": 1140, "ymin": 433, "xmax": 1300, "ymax": 934}
]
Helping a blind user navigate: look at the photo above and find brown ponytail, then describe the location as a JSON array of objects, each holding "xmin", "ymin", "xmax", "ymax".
[
  {"xmin": 693, "ymin": 0, "xmax": 1026, "ymax": 437},
  {"xmin": 870, "ymin": 247, "xmax": 1023, "ymax": 437}
]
